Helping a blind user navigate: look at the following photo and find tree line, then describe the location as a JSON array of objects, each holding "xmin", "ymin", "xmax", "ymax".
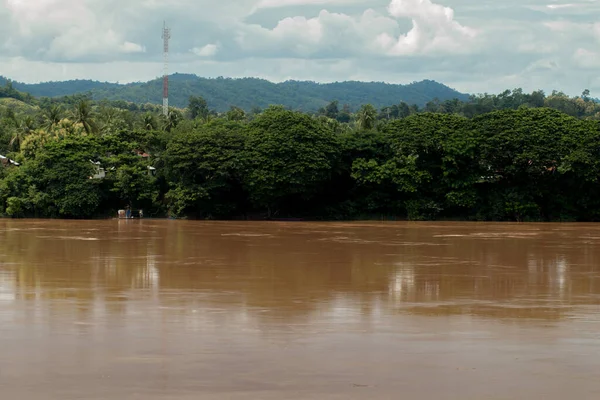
[
  {"xmin": 1, "ymin": 84, "xmax": 600, "ymax": 221},
  {"xmin": 2, "ymin": 75, "xmax": 469, "ymax": 111}
]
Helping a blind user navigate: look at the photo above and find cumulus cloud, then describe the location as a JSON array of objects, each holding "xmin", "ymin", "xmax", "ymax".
[
  {"xmin": 0, "ymin": 0, "xmax": 599, "ymax": 96},
  {"xmin": 237, "ymin": 1, "xmax": 476, "ymax": 58},
  {"xmin": 2, "ymin": 0, "xmax": 146, "ymax": 61},
  {"xmin": 377, "ymin": 0, "xmax": 477, "ymax": 55},
  {"xmin": 236, "ymin": 10, "xmax": 390, "ymax": 58},
  {"xmin": 191, "ymin": 44, "xmax": 220, "ymax": 57}
]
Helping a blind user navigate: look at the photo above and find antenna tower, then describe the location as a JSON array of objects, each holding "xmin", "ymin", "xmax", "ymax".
[{"xmin": 162, "ymin": 21, "xmax": 171, "ymax": 117}]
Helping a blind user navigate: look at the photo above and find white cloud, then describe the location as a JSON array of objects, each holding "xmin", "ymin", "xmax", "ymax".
[
  {"xmin": 0, "ymin": 0, "xmax": 600, "ymax": 97},
  {"xmin": 2, "ymin": 0, "xmax": 146, "ymax": 61},
  {"xmin": 255, "ymin": 0, "xmax": 355, "ymax": 9},
  {"xmin": 376, "ymin": 0, "xmax": 477, "ymax": 56},
  {"xmin": 191, "ymin": 43, "xmax": 220, "ymax": 57},
  {"xmin": 527, "ymin": 1, "xmax": 600, "ymax": 15},
  {"xmin": 237, "ymin": 1, "xmax": 476, "ymax": 58},
  {"xmin": 120, "ymin": 42, "xmax": 146, "ymax": 54}
]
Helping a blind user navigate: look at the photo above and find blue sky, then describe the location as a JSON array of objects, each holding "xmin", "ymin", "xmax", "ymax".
[{"xmin": 1, "ymin": 0, "xmax": 599, "ymax": 96}]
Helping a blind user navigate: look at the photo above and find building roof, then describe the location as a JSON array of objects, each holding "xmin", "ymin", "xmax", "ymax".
[{"xmin": 0, "ymin": 155, "xmax": 20, "ymax": 166}]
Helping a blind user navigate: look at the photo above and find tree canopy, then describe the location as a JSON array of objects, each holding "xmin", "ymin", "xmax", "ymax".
[{"xmin": 1, "ymin": 81, "xmax": 600, "ymax": 221}]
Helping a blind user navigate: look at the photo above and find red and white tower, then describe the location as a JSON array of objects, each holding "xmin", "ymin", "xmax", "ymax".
[{"xmin": 162, "ymin": 21, "xmax": 171, "ymax": 116}]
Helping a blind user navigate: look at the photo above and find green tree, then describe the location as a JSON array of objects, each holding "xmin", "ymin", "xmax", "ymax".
[
  {"xmin": 243, "ymin": 107, "xmax": 340, "ymax": 217},
  {"xmin": 141, "ymin": 112, "xmax": 158, "ymax": 131},
  {"xmin": 356, "ymin": 104, "xmax": 377, "ymax": 130},
  {"xmin": 110, "ymin": 164, "xmax": 158, "ymax": 210},
  {"xmin": 1, "ymin": 135, "xmax": 102, "ymax": 218},
  {"xmin": 351, "ymin": 113, "xmax": 472, "ymax": 220},
  {"xmin": 71, "ymin": 99, "xmax": 97, "ymax": 134},
  {"xmin": 188, "ymin": 96, "xmax": 209, "ymax": 120},
  {"xmin": 337, "ymin": 104, "xmax": 352, "ymax": 123},
  {"xmin": 473, "ymin": 108, "xmax": 580, "ymax": 221},
  {"xmin": 163, "ymin": 120, "xmax": 247, "ymax": 218},
  {"xmin": 40, "ymin": 104, "xmax": 63, "ymax": 132},
  {"xmin": 582, "ymin": 89, "xmax": 591, "ymax": 101},
  {"xmin": 323, "ymin": 100, "xmax": 339, "ymax": 119},
  {"xmin": 162, "ymin": 108, "xmax": 182, "ymax": 132},
  {"xmin": 225, "ymin": 106, "xmax": 246, "ymax": 121},
  {"xmin": 9, "ymin": 115, "xmax": 35, "ymax": 150}
]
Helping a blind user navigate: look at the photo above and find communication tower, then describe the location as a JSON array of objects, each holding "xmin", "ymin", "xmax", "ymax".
[{"xmin": 162, "ymin": 21, "xmax": 171, "ymax": 116}]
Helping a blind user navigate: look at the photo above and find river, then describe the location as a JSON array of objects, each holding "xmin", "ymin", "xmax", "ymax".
[{"xmin": 1, "ymin": 220, "xmax": 600, "ymax": 399}]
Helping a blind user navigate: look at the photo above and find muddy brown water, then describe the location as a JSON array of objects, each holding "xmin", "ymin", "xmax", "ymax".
[{"xmin": 1, "ymin": 220, "xmax": 600, "ymax": 399}]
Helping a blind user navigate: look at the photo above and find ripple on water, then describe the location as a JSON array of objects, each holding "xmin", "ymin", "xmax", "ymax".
[
  {"xmin": 35, "ymin": 236, "xmax": 101, "ymax": 241},
  {"xmin": 221, "ymin": 233, "xmax": 274, "ymax": 237}
]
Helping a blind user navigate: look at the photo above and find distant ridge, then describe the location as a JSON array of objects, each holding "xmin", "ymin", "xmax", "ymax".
[{"xmin": 0, "ymin": 74, "xmax": 470, "ymax": 112}]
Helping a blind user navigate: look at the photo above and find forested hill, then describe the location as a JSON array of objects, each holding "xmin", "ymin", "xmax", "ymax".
[{"xmin": 0, "ymin": 74, "xmax": 469, "ymax": 112}]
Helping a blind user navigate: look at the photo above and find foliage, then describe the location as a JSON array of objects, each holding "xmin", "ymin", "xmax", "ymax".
[
  {"xmin": 242, "ymin": 107, "xmax": 340, "ymax": 217},
  {"xmin": 1, "ymin": 81, "xmax": 600, "ymax": 222},
  {"xmin": 4, "ymin": 74, "xmax": 469, "ymax": 112},
  {"xmin": 0, "ymin": 135, "xmax": 102, "ymax": 218},
  {"xmin": 163, "ymin": 119, "xmax": 247, "ymax": 218}
]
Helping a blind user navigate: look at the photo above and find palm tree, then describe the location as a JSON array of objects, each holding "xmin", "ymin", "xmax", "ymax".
[
  {"xmin": 316, "ymin": 115, "xmax": 349, "ymax": 134},
  {"xmin": 141, "ymin": 112, "xmax": 158, "ymax": 131},
  {"xmin": 9, "ymin": 115, "xmax": 35, "ymax": 150},
  {"xmin": 71, "ymin": 99, "xmax": 97, "ymax": 134},
  {"xmin": 356, "ymin": 104, "xmax": 377, "ymax": 130},
  {"xmin": 97, "ymin": 105, "xmax": 123, "ymax": 135},
  {"xmin": 41, "ymin": 104, "xmax": 63, "ymax": 132},
  {"xmin": 162, "ymin": 109, "xmax": 181, "ymax": 132}
]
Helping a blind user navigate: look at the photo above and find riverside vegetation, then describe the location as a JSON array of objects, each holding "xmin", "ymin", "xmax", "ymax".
[{"xmin": 1, "ymin": 79, "xmax": 600, "ymax": 221}]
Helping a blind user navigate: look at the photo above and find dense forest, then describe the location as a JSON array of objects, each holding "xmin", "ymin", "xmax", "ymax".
[
  {"xmin": 0, "ymin": 74, "xmax": 469, "ymax": 112},
  {"xmin": 1, "ymin": 79, "xmax": 600, "ymax": 222}
]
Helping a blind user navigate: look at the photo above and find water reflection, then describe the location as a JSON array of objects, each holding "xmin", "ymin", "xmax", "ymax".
[
  {"xmin": 1, "ymin": 220, "xmax": 600, "ymax": 330},
  {"xmin": 0, "ymin": 268, "xmax": 15, "ymax": 302}
]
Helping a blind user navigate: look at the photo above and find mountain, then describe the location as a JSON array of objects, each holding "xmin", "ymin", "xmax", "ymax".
[{"xmin": 1, "ymin": 74, "xmax": 470, "ymax": 112}]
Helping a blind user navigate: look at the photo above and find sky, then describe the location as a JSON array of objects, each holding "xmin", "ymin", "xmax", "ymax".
[{"xmin": 1, "ymin": 0, "xmax": 599, "ymax": 96}]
